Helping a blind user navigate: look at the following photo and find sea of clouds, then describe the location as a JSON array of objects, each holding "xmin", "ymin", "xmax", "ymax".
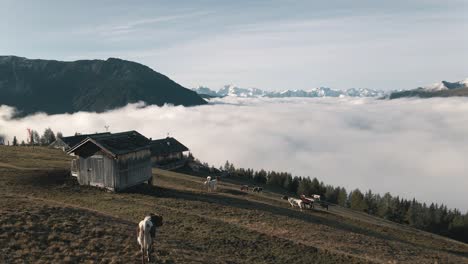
[{"xmin": 1, "ymin": 97, "xmax": 468, "ymax": 211}]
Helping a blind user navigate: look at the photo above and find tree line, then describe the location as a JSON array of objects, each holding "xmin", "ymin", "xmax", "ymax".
[
  {"xmin": 6, "ymin": 128, "xmax": 63, "ymax": 146},
  {"xmin": 218, "ymin": 160, "xmax": 468, "ymax": 243}
]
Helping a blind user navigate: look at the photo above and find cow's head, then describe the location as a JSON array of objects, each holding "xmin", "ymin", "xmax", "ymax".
[{"xmin": 149, "ymin": 213, "xmax": 163, "ymax": 227}]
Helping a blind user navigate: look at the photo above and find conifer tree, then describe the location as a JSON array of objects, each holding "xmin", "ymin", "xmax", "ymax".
[
  {"xmin": 337, "ymin": 187, "xmax": 347, "ymax": 207},
  {"xmin": 350, "ymin": 189, "xmax": 367, "ymax": 211}
]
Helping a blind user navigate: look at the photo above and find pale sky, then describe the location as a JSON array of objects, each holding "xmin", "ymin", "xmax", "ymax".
[{"xmin": 1, "ymin": 0, "xmax": 467, "ymax": 91}]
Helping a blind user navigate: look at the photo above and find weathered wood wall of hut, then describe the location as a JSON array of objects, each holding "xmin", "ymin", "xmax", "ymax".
[
  {"xmin": 116, "ymin": 149, "xmax": 152, "ymax": 190},
  {"xmin": 151, "ymin": 152, "xmax": 183, "ymax": 163},
  {"xmin": 76, "ymin": 151, "xmax": 117, "ymax": 190}
]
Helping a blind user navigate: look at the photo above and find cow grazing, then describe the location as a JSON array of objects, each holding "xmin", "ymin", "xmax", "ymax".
[
  {"xmin": 203, "ymin": 176, "xmax": 217, "ymax": 192},
  {"xmin": 282, "ymin": 196, "xmax": 304, "ymax": 211},
  {"xmin": 137, "ymin": 213, "xmax": 163, "ymax": 264},
  {"xmin": 299, "ymin": 194, "xmax": 315, "ymax": 209}
]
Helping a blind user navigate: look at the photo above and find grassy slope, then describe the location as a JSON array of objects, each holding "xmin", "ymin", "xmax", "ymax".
[{"xmin": 0, "ymin": 146, "xmax": 467, "ymax": 264}]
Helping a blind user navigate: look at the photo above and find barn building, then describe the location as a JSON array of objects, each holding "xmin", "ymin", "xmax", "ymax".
[
  {"xmin": 67, "ymin": 131, "xmax": 152, "ymax": 191},
  {"xmin": 150, "ymin": 137, "xmax": 189, "ymax": 168},
  {"xmin": 49, "ymin": 132, "xmax": 111, "ymax": 151}
]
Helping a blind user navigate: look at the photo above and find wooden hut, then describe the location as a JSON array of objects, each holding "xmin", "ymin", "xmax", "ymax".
[
  {"xmin": 49, "ymin": 132, "xmax": 111, "ymax": 151},
  {"xmin": 67, "ymin": 131, "xmax": 152, "ymax": 191},
  {"xmin": 150, "ymin": 137, "xmax": 189, "ymax": 165}
]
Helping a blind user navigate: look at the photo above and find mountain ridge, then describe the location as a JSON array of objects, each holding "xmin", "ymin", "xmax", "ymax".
[
  {"xmin": 0, "ymin": 56, "xmax": 207, "ymax": 115},
  {"xmin": 389, "ymin": 78, "xmax": 468, "ymax": 99}
]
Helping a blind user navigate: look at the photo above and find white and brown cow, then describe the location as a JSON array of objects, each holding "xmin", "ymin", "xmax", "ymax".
[
  {"xmin": 203, "ymin": 176, "xmax": 218, "ymax": 192},
  {"xmin": 282, "ymin": 196, "xmax": 305, "ymax": 211},
  {"xmin": 137, "ymin": 213, "xmax": 163, "ymax": 264}
]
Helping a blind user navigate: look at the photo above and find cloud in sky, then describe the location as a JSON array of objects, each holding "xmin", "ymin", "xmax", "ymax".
[
  {"xmin": 1, "ymin": 0, "xmax": 467, "ymax": 90},
  {"xmin": 1, "ymin": 97, "xmax": 468, "ymax": 211}
]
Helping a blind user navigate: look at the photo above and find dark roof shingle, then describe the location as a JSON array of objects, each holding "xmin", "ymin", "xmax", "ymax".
[
  {"xmin": 150, "ymin": 137, "xmax": 189, "ymax": 156},
  {"xmin": 68, "ymin": 131, "xmax": 150, "ymax": 156},
  {"xmin": 92, "ymin": 131, "xmax": 150, "ymax": 155},
  {"xmin": 61, "ymin": 132, "xmax": 111, "ymax": 149}
]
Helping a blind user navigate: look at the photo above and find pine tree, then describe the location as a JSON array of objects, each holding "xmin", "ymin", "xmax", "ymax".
[
  {"xmin": 311, "ymin": 178, "xmax": 320, "ymax": 194},
  {"xmin": 337, "ymin": 187, "xmax": 348, "ymax": 207},
  {"xmin": 350, "ymin": 189, "xmax": 367, "ymax": 211},
  {"xmin": 289, "ymin": 177, "xmax": 299, "ymax": 193},
  {"xmin": 32, "ymin": 130, "xmax": 40, "ymax": 145},
  {"xmin": 297, "ymin": 178, "xmax": 313, "ymax": 196},
  {"xmin": 224, "ymin": 160, "xmax": 230, "ymax": 171},
  {"xmin": 42, "ymin": 128, "xmax": 56, "ymax": 145},
  {"xmin": 405, "ymin": 199, "xmax": 418, "ymax": 226},
  {"xmin": 253, "ymin": 169, "xmax": 267, "ymax": 184},
  {"xmin": 283, "ymin": 175, "xmax": 292, "ymax": 191},
  {"xmin": 228, "ymin": 163, "xmax": 235, "ymax": 175},
  {"xmin": 40, "ymin": 135, "xmax": 47, "ymax": 145},
  {"xmin": 364, "ymin": 190, "xmax": 377, "ymax": 215},
  {"xmin": 324, "ymin": 186, "xmax": 337, "ymax": 203},
  {"xmin": 377, "ymin": 193, "xmax": 393, "ymax": 218}
]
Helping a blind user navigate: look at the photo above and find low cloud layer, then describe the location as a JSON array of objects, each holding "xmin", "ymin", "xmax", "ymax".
[{"xmin": 1, "ymin": 97, "xmax": 468, "ymax": 211}]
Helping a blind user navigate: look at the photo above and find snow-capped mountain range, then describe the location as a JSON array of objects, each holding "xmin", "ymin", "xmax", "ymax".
[
  {"xmin": 194, "ymin": 78, "xmax": 468, "ymax": 99},
  {"xmin": 193, "ymin": 85, "xmax": 386, "ymax": 98}
]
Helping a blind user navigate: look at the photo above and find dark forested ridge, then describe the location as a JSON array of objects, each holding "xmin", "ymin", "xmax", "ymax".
[
  {"xmin": 389, "ymin": 79, "xmax": 468, "ymax": 99},
  {"xmin": 389, "ymin": 87, "xmax": 468, "ymax": 99},
  {"xmin": 0, "ymin": 56, "xmax": 206, "ymax": 116}
]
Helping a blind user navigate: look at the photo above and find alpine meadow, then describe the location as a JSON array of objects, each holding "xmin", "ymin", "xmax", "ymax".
[{"xmin": 1, "ymin": 1, "xmax": 468, "ymax": 263}]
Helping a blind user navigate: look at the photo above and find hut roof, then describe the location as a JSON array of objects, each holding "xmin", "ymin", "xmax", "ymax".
[
  {"xmin": 60, "ymin": 132, "xmax": 111, "ymax": 149},
  {"xmin": 68, "ymin": 131, "xmax": 150, "ymax": 157},
  {"xmin": 150, "ymin": 137, "xmax": 189, "ymax": 156}
]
